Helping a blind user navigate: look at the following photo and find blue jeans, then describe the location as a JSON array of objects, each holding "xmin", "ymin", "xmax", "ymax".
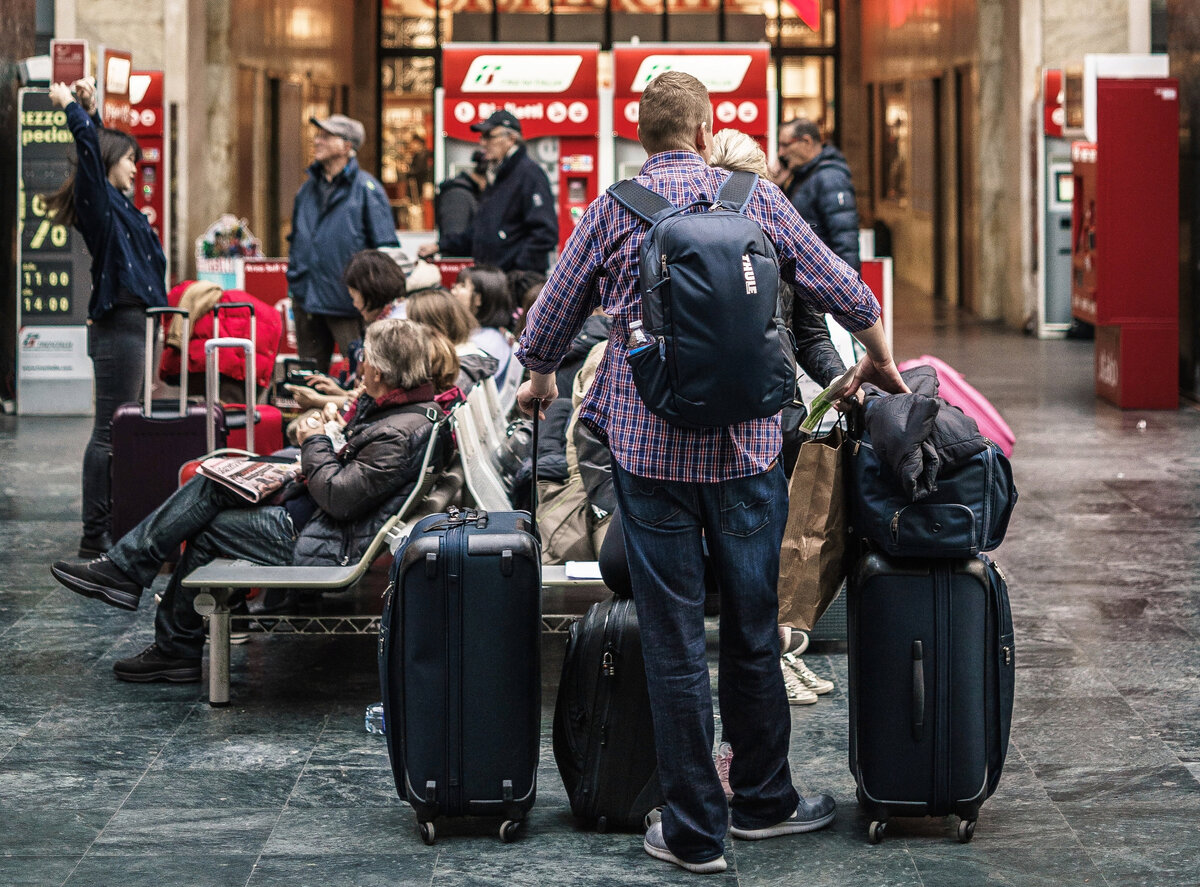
[
  {"xmin": 107, "ymin": 477, "xmax": 297, "ymax": 659},
  {"xmin": 612, "ymin": 460, "xmax": 798, "ymax": 863},
  {"xmin": 83, "ymin": 305, "xmax": 146, "ymax": 538}
]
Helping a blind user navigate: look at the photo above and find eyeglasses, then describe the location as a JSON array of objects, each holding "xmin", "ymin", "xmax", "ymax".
[{"xmin": 480, "ymin": 131, "xmax": 503, "ymax": 141}]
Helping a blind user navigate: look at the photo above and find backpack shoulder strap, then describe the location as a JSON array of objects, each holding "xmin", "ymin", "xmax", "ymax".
[
  {"xmin": 607, "ymin": 179, "xmax": 676, "ymax": 224},
  {"xmin": 716, "ymin": 170, "xmax": 759, "ymax": 215}
]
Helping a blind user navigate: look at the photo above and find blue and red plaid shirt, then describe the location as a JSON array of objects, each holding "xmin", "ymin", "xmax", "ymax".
[{"xmin": 515, "ymin": 150, "xmax": 880, "ymax": 483}]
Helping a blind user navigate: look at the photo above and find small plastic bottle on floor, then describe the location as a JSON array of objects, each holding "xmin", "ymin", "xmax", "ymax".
[{"xmin": 364, "ymin": 701, "xmax": 386, "ymax": 735}]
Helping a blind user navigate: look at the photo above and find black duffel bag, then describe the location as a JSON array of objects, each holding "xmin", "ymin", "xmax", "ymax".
[{"xmin": 849, "ymin": 428, "xmax": 1017, "ymax": 559}]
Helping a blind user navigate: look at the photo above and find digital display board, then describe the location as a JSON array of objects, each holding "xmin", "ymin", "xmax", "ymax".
[{"xmin": 18, "ymin": 89, "xmax": 91, "ymax": 326}]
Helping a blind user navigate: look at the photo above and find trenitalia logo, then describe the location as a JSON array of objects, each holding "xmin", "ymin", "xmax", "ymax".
[
  {"xmin": 462, "ymin": 56, "xmax": 584, "ymax": 93},
  {"xmin": 631, "ymin": 56, "xmax": 753, "ymax": 93}
]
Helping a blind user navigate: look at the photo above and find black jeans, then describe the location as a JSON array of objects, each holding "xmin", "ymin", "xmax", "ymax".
[
  {"xmin": 107, "ymin": 477, "xmax": 297, "ymax": 659},
  {"xmin": 82, "ymin": 305, "xmax": 145, "ymax": 539}
]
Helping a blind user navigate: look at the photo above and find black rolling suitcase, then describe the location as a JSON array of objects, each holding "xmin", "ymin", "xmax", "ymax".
[
  {"xmin": 847, "ymin": 552, "xmax": 1015, "ymax": 844},
  {"xmin": 553, "ymin": 596, "xmax": 663, "ymax": 832},
  {"xmin": 379, "ymin": 504, "xmax": 542, "ymax": 844},
  {"xmin": 110, "ymin": 307, "xmax": 225, "ymax": 539}
]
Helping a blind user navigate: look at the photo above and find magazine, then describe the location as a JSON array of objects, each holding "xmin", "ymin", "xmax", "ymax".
[{"xmin": 197, "ymin": 455, "xmax": 301, "ymax": 503}]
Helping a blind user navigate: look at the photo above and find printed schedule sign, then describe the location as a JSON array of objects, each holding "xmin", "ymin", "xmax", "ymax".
[{"xmin": 17, "ymin": 89, "xmax": 91, "ymax": 326}]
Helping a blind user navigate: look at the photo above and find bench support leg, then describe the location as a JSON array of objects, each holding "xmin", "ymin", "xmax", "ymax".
[{"xmin": 194, "ymin": 588, "xmax": 232, "ymax": 707}]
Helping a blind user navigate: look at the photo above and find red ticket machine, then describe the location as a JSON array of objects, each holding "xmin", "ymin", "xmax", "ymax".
[
  {"xmin": 612, "ymin": 43, "xmax": 772, "ymax": 181},
  {"xmin": 1070, "ymin": 74, "xmax": 1179, "ymax": 408},
  {"xmin": 129, "ymin": 71, "xmax": 167, "ymax": 252},
  {"xmin": 439, "ymin": 44, "xmax": 601, "ymax": 255}
]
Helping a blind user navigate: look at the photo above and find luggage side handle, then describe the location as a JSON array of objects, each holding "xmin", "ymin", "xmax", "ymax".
[{"xmin": 911, "ymin": 640, "xmax": 925, "ymax": 741}]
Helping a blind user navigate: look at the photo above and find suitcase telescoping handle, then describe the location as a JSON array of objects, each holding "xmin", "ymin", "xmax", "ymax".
[
  {"xmin": 911, "ymin": 640, "xmax": 925, "ymax": 741},
  {"xmin": 211, "ymin": 301, "xmax": 257, "ymax": 357},
  {"xmin": 205, "ymin": 338, "xmax": 255, "ymax": 453},
  {"xmin": 529, "ymin": 408, "xmax": 540, "ymax": 526},
  {"xmin": 144, "ymin": 306, "xmax": 191, "ymax": 419}
]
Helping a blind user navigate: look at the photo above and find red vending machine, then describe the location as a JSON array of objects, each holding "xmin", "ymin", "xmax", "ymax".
[
  {"xmin": 438, "ymin": 44, "xmax": 601, "ymax": 255},
  {"xmin": 611, "ymin": 43, "xmax": 772, "ymax": 181},
  {"xmin": 128, "ymin": 71, "xmax": 167, "ymax": 258},
  {"xmin": 1070, "ymin": 67, "xmax": 1178, "ymax": 409}
]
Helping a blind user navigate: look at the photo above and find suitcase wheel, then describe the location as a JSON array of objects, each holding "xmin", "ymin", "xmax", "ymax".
[
  {"xmin": 868, "ymin": 820, "xmax": 887, "ymax": 844},
  {"xmin": 418, "ymin": 821, "xmax": 436, "ymax": 845},
  {"xmin": 956, "ymin": 819, "xmax": 976, "ymax": 844},
  {"xmin": 500, "ymin": 820, "xmax": 521, "ymax": 843}
]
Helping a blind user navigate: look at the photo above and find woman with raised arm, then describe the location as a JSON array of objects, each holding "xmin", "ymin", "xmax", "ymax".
[{"xmin": 47, "ymin": 78, "xmax": 167, "ymax": 559}]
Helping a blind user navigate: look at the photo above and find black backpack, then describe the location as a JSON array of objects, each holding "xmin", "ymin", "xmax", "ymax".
[{"xmin": 608, "ymin": 171, "xmax": 796, "ymax": 429}]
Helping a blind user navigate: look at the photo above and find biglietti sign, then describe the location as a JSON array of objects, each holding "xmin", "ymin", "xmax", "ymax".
[{"xmin": 442, "ymin": 44, "xmax": 599, "ymax": 140}]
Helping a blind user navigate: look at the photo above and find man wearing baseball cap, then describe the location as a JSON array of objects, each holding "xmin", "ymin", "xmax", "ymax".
[
  {"xmin": 287, "ymin": 115, "xmax": 399, "ymax": 372},
  {"xmin": 420, "ymin": 109, "xmax": 557, "ymax": 273}
]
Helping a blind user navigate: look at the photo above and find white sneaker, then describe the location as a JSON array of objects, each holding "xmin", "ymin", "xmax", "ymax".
[
  {"xmin": 782, "ymin": 652, "xmax": 834, "ymax": 695},
  {"xmin": 781, "ymin": 659, "xmax": 818, "ymax": 704}
]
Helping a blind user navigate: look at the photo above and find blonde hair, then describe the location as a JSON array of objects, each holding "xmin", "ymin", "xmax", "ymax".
[
  {"xmin": 406, "ymin": 288, "xmax": 476, "ymax": 345},
  {"xmin": 709, "ymin": 129, "xmax": 770, "ymax": 178},
  {"xmin": 638, "ymin": 71, "xmax": 711, "ymax": 155},
  {"xmin": 421, "ymin": 324, "xmax": 461, "ymax": 392}
]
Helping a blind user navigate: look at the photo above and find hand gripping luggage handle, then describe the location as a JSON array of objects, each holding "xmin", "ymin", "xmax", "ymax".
[
  {"xmin": 911, "ymin": 640, "xmax": 925, "ymax": 741},
  {"xmin": 205, "ymin": 338, "xmax": 255, "ymax": 453},
  {"xmin": 144, "ymin": 307, "xmax": 191, "ymax": 418}
]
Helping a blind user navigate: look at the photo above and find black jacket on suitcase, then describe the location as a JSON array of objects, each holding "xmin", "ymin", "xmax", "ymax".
[
  {"xmin": 553, "ymin": 596, "xmax": 663, "ymax": 831},
  {"xmin": 379, "ymin": 506, "xmax": 541, "ymax": 843},
  {"xmin": 847, "ymin": 551, "xmax": 1014, "ymax": 843}
]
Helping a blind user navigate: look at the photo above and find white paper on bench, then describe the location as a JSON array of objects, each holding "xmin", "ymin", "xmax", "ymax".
[{"xmin": 565, "ymin": 560, "xmax": 603, "ymax": 580}]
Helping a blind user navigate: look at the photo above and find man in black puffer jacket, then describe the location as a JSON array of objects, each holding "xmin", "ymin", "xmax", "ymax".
[
  {"xmin": 421, "ymin": 110, "xmax": 558, "ymax": 273},
  {"xmin": 776, "ymin": 118, "xmax": 861, "ymax": 272},
  {"xmin": 50, "ymin": 319, "xmax": 443, "ymax": 684}
]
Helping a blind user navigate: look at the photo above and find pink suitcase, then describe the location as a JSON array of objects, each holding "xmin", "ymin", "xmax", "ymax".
[{"xmin": 898, "ymin": 355, "xmax": 1015, "ymax": 457}]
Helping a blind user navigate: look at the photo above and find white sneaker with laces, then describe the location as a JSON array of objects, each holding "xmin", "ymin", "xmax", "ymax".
[
  {"xmin": 643, "ymin": 822, "xmax": 728, "ymax": 874},
  {"xmin": 782, "ymin": 652, "xmax": 834, "ymax": 695},
  {"xmin": 781, "ymin": 658, "xmax": 818, "ymax": 704}
]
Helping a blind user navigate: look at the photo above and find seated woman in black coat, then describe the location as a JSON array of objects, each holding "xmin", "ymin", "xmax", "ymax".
[{"xmin": 51, "ymin": 318, "xmax": 443, "ymax": 684}]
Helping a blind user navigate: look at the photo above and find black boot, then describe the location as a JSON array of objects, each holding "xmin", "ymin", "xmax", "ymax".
[{"xmin": 113, "ymin": 643, "xmax": 201, "ymax": 683}]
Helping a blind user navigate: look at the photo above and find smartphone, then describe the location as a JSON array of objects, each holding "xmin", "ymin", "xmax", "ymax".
[{"xmin": 286, "ymin": 370, "xmax": 319, "ymax": 386}]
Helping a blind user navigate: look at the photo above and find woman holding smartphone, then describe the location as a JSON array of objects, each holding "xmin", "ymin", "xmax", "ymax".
[{"xmin": 47, "ymin": 78, "xmax": 167, "ymax": 558}]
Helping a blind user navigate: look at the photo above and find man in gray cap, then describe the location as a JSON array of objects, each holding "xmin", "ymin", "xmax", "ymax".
[
  {"xmin": 420, "ymin": 109, "xmax": 557, "ymax": 273},
  {"xmin": 287, "ymin": 115, "xmax": 399, "ymax": 372}
]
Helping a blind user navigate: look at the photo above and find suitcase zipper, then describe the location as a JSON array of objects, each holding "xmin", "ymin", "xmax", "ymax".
[
  {"xmin": 583, "ymin": 603, "xmax": 618, "ymax": 821},
  {"xmin": 447, "ymin": 522, "xmax": 465, "ymax": 815}
]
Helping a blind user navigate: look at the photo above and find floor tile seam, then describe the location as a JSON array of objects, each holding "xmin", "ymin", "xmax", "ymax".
[
  {"xmin": 59, "ymin": 699, "xmax": 205, "ymax": 887},
  {"xmin": 1061, "ymin": 630, "xmax": 1199, "ymax": 773},
  {"xmin": 1011, "ymin": 742, "xmax": 1116, "ymax": 887},
  {"xmin": 245, "ymin": 712, "xmax": 332, "ymax": 886}
]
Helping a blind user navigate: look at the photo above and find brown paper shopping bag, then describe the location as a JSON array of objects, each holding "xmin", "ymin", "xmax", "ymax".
[{"xmin": 777, "ymin": 425, "xmax": 851, "ymax": 631}]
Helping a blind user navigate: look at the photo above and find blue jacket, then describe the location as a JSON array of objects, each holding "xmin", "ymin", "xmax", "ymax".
[
  {"xmin": 286, "ymin": 158, "xmax": 398, "ymax": 317},
  {"xmin": 64, "ymin": 103, "xmax": 167, "ymax": 319},
  {"xmin": 438, "ymin": 145, "xmax": 557, "ymax": 272},
  {"xmin": 785, "ymin": 144, "xmax": 861, "ymax": 273}
]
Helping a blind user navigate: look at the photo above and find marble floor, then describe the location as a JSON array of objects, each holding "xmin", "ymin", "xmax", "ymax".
[{"xmin": 2, "ymin": 297, "xmax": 1199, "ymax": 886}]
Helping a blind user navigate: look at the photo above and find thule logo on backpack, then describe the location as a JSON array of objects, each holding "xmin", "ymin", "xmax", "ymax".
[{"xmin": 741, "ymin": 254, "xmax": 757, "ymax": 295}]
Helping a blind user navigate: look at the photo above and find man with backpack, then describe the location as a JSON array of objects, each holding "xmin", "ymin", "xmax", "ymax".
[{"xmin": 515, "ymin": 71, "xmax": 906, "ymax": 874}]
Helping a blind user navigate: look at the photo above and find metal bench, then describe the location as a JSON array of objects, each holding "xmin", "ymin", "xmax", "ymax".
[{"xmin": 184, "ymin": 398, "xmax": 608, "ymax": 706}]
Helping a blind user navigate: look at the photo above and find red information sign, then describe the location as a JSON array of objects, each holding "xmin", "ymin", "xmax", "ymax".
[
  {"xmin": 441, "ymin": 44, "xmax": 599, "ymax": 141},
  {"xmin": 98, "ymin": 47, "xmax": 133, "ymax": 133},
  {"xmin": 50, "ymin": 40, "xmax": 88, "ymax": 86},
  {"xmin": 612, "ymin": 43, "xmax": 771, "ymax": 144}
]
